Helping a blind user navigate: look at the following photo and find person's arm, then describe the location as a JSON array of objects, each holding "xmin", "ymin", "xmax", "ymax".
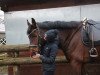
[{"xmin": 40, "ymin": 44, "xmax": 58, "ymax": 64}]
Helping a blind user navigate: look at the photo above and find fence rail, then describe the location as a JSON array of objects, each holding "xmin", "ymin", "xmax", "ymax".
[
  {"xmin": 0, "ymin": 44, "xmax": 37, "ymax": 52},
  {"xmin": 0, "ymin": 56, "xmax": 67, "ymax": 66}
]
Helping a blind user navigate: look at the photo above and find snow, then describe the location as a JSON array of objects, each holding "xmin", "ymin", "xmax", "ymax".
[{"xmin": 0, "ymin": 24, "xmax": 5, "ymax": 32}]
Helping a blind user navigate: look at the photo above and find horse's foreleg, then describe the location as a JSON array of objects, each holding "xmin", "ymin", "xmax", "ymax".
[
  {"xmin": 62, "ymin": 49, "xmax": 70, "ymax": 61},
  {"xmin": 81, "ymin": 63, "xmax": 89, "ymax": 75},
  {"xmin": 70, "ymin": 59, "xmax": 83, "ymax": 75}
]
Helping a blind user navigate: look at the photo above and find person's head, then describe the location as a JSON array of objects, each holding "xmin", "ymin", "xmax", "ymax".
[{"xmin": 44, "ymin": 29, "xmax": 59, "ymax": 42}]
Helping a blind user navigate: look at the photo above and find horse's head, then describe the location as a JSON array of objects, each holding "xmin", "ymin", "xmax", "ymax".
[{"xmin": 27, "ymin": 18, "xmax": 38, "ymax": 45}]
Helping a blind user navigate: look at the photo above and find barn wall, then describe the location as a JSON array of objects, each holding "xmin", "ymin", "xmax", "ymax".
[
  {"xmin": 5, "ymin": 3, "xmax": 100, "ymax": 45},
  {"xmin": 5, "ymin": 14, "xmax": 30, "ymax": 45},
  {"xmin": 81, "ymin": 4, "xmax": 100, "ymax": 21}
]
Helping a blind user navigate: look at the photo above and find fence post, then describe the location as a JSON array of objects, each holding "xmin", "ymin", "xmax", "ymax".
[{"xmin": 14, "ymin": 51, "xmax": 20, "ymax": 75}]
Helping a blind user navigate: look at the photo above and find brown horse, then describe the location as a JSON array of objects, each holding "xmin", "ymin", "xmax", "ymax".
[{"xmin": 27, "ymin": 18, "xmax": 100, "ymax": 75}]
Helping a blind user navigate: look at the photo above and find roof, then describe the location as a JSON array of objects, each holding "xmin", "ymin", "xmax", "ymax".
[{"xmin": 0, "ymin": 0, "xmax": 100, "ymax": 12}]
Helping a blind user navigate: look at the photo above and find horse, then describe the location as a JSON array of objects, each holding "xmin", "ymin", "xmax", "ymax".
[{"xmin": 27, "ymin": 18, "xmax": 100, "ymax": 75}]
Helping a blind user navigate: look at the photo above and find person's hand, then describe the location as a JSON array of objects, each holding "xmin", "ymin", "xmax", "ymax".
[{"xmin": 32, "ymin": 52, "xmax": 40, "ymax": 59}]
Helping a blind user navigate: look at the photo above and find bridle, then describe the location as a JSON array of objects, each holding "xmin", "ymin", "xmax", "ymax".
[
  {"xmin": 28, "ymin": 26, "xmax": 43, "ymax": 56},
  {"xmin": 27, "ymin": 28, "xmax": 38, "ymax": 37}
]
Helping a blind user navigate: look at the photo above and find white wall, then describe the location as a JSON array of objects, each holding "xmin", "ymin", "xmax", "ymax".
[
  {"xmin": 81, "ymin": 4, "xmax": 100, "ymax": 21},
  {"xmin": 5, "ymin": 4, "xmax": 100, "ymax": 45}
]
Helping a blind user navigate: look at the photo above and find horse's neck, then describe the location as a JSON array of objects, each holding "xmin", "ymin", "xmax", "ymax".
[{"xmin": 60, "ymin": 28, "xmax": 78, "ymax": 50}]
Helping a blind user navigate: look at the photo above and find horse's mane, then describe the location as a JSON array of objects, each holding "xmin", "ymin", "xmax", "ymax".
[{"xmin": 37, "ymin": 21, "xmax": 81, "ymax": 29}]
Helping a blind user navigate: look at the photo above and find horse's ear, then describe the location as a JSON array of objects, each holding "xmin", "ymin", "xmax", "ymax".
[
  {"xmin": 32, "ymin": 18, "xmax": 36, "ymax": 25},
  {"xmin": 27, "ymin": 20, "xmax": 31, "ymax": 26},
  {"xmin": 31, "ymin": 18, "xmax": 37, "ymax": 28}
]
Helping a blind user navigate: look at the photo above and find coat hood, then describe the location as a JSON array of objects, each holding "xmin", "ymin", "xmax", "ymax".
[{"xmin": 44, "ymin": 29, "xmax": 59, "ymax": 43}]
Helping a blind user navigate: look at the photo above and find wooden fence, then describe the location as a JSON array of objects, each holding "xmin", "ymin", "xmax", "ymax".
[
  {"xmin": 0, "ymin": 44, "xmax": 67, "ymax": 75},
  {"xmin": 0, "ymin": 44, "xmax": 67, "ymax": 66}
]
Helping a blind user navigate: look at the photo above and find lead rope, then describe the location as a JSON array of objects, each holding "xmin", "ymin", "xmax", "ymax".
[{"xmin": 89, "ymin": 26, "xmax": 98, "ymax": 57}]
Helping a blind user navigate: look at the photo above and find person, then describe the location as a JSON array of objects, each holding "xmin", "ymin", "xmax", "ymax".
[{"xmin": 32, "ymin": 29, "xmax": 59, "ymax": 75}]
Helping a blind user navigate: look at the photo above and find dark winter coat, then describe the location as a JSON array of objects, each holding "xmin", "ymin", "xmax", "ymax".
[{"xmin": 40, "ymin": 29, "xmax": 59, "ymax": 71}]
